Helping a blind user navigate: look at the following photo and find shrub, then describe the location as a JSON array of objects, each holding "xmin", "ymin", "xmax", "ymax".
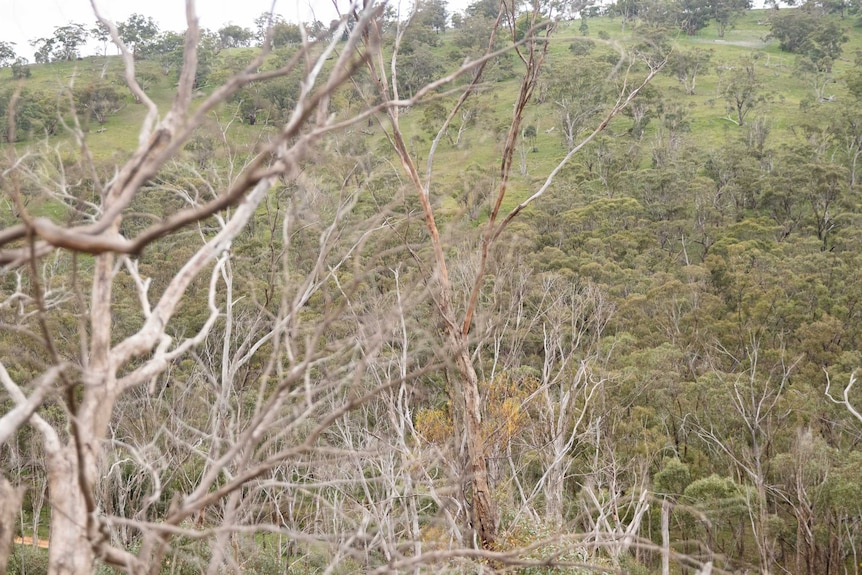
[{"xmin": 7, "ymin": 545, "xmax": 50, "ymax": 575}]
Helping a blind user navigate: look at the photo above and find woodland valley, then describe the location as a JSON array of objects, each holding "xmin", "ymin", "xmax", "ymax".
[{"xmin": 1, "ymin": 0, "xmax": 862, "ymax": 574}]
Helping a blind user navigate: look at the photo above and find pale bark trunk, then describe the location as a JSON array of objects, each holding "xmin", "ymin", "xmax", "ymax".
[
  {"xmin": 796, "ymin": 513, "xmax": 805, "ymax": 575},
  {"xmin": 544, "ymin": 458, "xmax": 565, "ymax": 528},
  {"xmin": 46, "ymin": 249, "xmax": 118, "ymax": 574},
  {"xmin": 756, "ymin": 479, "xmax": 772, "ymax": 575},
  {"xmin": 46, "ymin": 446, "xmax": 94, "ymax": 575},
  {"xmin": 661, "ymin": 498, "xmax": 670, "ymax": 575},
  {"xmin": 543, "ymin": 381, "xmax": 577, "ymax": 531},
  {"xmin": 0, "ymin": 475, "xmax": 24, "ymax": 574}
]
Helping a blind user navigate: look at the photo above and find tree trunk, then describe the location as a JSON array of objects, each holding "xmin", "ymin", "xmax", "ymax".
[
  {"xmin": 45, "ymin": 244, "xmax": 116, "ymax": 575},
  {"xmin": 661, "ymin": 498, "xmax": 670, "ymax": 575},
  {"xmin": 46, "ymin": 445, "xmax": 94, "ymax": 575},
  {"xmin": 0, "ymin": 475, "xmax": 24, "ymax": 574},
  {"xmin": 544, "ymin": 463, "xmax": 565, "ymax": 529},
  {"xmin": 41, "ymin": 250, "xmax": 116, "ymax": 574},
  {"xmin": 451, "ymin": 335, "xmax": 496, "ymax": 549}
]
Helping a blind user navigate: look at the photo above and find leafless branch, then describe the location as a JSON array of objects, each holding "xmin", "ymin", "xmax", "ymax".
[{"xmin": 825, "ymin": 368, "xmax": 862, "ymax": 425}]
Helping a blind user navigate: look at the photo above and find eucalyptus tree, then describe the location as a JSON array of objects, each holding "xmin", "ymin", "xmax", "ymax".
[
  {"xmin": 365, "ymin": 0, "xmax": 665, "ymax": 550},
  {"xmin": 711, "ymin": 0, "xmax": 751, "ymax": 37},
  {"xmin": 676, "ymin": 0, "xmax": 713, "ymax": 35},
  {"xmin": 669, "ymin": 48, "xmax": 712, "ymax": 95},
  {"xmin": 827, "ymin": 104, "xmax": 862, "ymax": 186},
  {"xmin": 417, "ymin": 0, "xmax": 450, "ymax": 33},
  {"xmin": 217, "ymin": 24, "xmax": 254, "ymax": 49},
  {"xmin": 769, "ymin": 11, "xmax": 848, "ymax": 71},
  {"xmin": 721, "ymin": 57, "xmax": 767, "ymax": 126},
  {"xmin": 0, "ymin": 42, "xmax": 16, "ymax": 68},
  {"xmin": 548, "ymin": 55, "xmax": 616, "ymax": 151},
  {"xmin": 31, "ymin": 23, "xmax": 88, "ymax": 63},
  {"xmin": 530, "ymin": 280, "xmax": 611, "ymax": 528},
  {"xmin": 697, "ymin": 338, "xmax": 801, "ymax": 575},
  {"xmin": 117, "ymin": 14, "xmax": 160, "ymax": 59}
]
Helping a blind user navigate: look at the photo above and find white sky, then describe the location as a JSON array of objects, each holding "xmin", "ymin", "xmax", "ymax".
[{"xmin": 1, "ymin": 0, "xmax": 473, "ymax": 61}]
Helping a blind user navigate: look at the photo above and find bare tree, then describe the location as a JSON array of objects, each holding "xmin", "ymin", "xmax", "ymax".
[
  {"xmin": 0, "ymin": 1, "xmax": 667, "ymax": 572},
  {"xmin": 825, "ymin": 369, "xmax": 862, "ymax": 425},
  {"xmin": 577, "ymin": 413, "xmax": 653, "ymax": 564},
  {"xmin": 550, "ymin": 286, "xmax": 610, "ymax": 521},
  {"xmin": 698, "ymin": 336, "xmax": 800, "ymax": 575},
  {"xmin": 0, "ymin": 2, "xmax": 490, "ymax": 573},
  {"xmin": 506, "ymin": 277, "xmax": 612, "ymax": 528}
]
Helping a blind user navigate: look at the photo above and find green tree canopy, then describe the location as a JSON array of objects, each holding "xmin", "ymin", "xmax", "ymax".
[
  {"xmin": 217, "ymin": 24, "xmax": 253, "ymax": 49},
  {"xmin": 31, "ymin": 22, "xmax": 88, "ymax": 62},
  {"xmin": 118, "ymin": 14, "xmax": 160, "ymax": 59},
  {"xmin": 0, "ymin": 41, "xmax": 16, "ymax": 67}
]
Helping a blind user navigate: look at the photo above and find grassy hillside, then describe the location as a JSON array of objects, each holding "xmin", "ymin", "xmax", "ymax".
[{"xmin": 3, "ymin": 9, "xmax": 857, "ymax": 173}]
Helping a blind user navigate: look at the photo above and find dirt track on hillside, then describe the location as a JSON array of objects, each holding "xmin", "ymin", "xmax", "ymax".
[
  {"xmin": 691, "ymin": 38, "xmax": 768, "ymax": 48},
  {"xmin": 13, "ymin": 535, "xmax": 49, "ymax": 549}
]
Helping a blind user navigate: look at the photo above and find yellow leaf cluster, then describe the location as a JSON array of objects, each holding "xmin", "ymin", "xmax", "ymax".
[{"xmin": 415, "ymin": 404, "xmax": 453, "ymax": 445}]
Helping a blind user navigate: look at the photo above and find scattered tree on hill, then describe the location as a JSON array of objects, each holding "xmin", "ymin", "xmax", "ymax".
[
  {"xmin": 721, "ymin": 57, "xmax": 767, "ymax": 126},
  {"xmin": 396, "ymin": 45, "xmax": 445, "ymax": 98},
  {"xmin": 843, "ymin": 53, "xmax": 862, "ymax": 100},
  {"xmin": 270, "ymin": 22, "xmax": 303, "ymax": 47},
  {"xmin": 805, "ymin": 162, "xmax": 846, "ymax": 250},
  {"xmin": 669, "ymin": 47, "xmax": 712, "ymax": 95},
  {"xmin": 52, "ymin": 23, "xmax": 89, "ymax": 61},
  {"xmin": 676, "ymin": 0, "xmax": 714, "ymax": 35},
  {"xmin": 807, "ymin": 20, "xmax": 847, "ymax": 71},
  {"xmin": 549, "ymin": 56, "xmax": 615, "ymax": 150},
  {"xmin": 117, "ymin": 14, "xmax": 160, "ymax": 59},
  {"xmin": 10, "ymin": 57, "xmax": 30, "ymax": 79},
  {"xmin": 635, "ymin": 0, "xmax": 679, "ymax": 29},
  {"xmin": 796, "ymin": 55, "xmax": 835, "ymax": 102},
  {"xmin": 625, "ymin": 83, "xmax": 660, "ymax": 138},
  {"xmin": 90, "ymin": 21, "xmax": 111, "ymax": 55},
  {"xmin": 31, "ymin": 23, "xmax": 88, "ymax": 63},
  {"xmin": 0, "ymin": 42, "xmax": 16, "ymax": 67},
  {"xmin": 609, "ymin": 0, "xmax": 642, "ymax": 30},
  {"xmin": 769, "ymin": 10, "xmax": 847, "ymax": 70},
  {"xmin": 453, "ymin": 7, "xmax": 499, "ymax": 51},
  {"xmin": 74, "ymin": 82, "xmax": 125, "ymax": 125},
  {"xmin": 253, "ymin": 11, "xmax": 286, "ymax": 44},
  {"xmin": 0, "ymin": 87, "xmax": 58, "ymax": 141},
  {"xmin": 466, "ymin": 0, "xmax": 502, "ymax": 19},
  {"xmin": 711, "ymin": 0, "xmax": 752, "ymax": 37},
  {"xmin": 31, "ymin": 37, "xmax": 53, "ymax": 64},
  {"xmin": 826, "ymin": 102, "xmax": 862, "ymax": 185},
  {"xmin": 417, "ymin": 0, "xmax": 450, "ymax": 33},
  {"xmin": 768, "ymin": 9, "xmax": 817, "ymax": 52},
  {"xmin": 217, "ymin": 24, "xmax": 254, "ymax": 48},
  {"xmin": 150, "ymin": 31, "xmax": 186, "ymax": 75}
]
